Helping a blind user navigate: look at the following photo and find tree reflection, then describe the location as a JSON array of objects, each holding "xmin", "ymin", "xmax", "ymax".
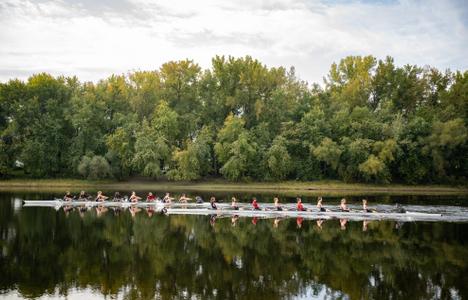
[{"xmin": 1, "ymin": 198, "xmax": 468, "ymax": 300}]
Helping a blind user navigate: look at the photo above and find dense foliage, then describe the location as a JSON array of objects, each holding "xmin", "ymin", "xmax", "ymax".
[{"xmin": 0, "ymin": 56, "xmax": 466, "ymax": 183}]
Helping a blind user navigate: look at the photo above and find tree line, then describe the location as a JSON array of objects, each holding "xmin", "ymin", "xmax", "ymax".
[{"xmin": 0, "ymin": 55, "xmax": 466, "ymax": 183}]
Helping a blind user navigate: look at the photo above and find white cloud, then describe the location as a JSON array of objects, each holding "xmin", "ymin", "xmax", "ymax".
[{"xmin": 0, "ymin": 0, "xmax": 466, "ymax": 84}]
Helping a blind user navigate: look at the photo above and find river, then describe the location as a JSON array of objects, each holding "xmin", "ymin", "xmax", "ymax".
[{"xmin": 1, "ymin": 191, "xmax": 467, "ymax": 299}]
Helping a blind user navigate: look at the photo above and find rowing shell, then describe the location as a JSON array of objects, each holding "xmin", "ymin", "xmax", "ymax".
[
  {"xmin": 22, "ymin": 200, "xmax": 449, "ymax": 222},
  {"xmin": 164, "ymin": 208, "xmax": 444, "ymax": 222}
]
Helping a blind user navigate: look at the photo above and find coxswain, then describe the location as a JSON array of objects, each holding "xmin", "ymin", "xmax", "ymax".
[
  {"xmin": 63, "ymin": 191, "xmax": 74, "ymax": 201},
  {"xmin": 274, "ymin": 197, "xmax": 283, "ymax": 211},
  {"xmin": 146, "ymin": 192, "xmax": 156, "ymax": 202},
  {"xmin": 113, "ymin": 192, "xmax": 123, "ymax": 202},
  {"xmin": 340, "ymin": 198, "xmax": 350, "ymax": 212},
  {"xmin": 210, "ymin": 196, "xmax": 218, "ymax": 210},
  {"xmin": 297, "ymin": 197, "xmax": 305, "ymax": 211},
  {"xmin": 163, "ymin": 192, "xmax": 174, "ymax": 204},
  {"xmin": 179, "ymin": 193, "xmax": 192, "ymax": 203},
  {"xmin": 317, "ymin": 197, "xmax": 329, "ymax": 212},
  {"xmin": 231, "ymin": 197, "xmax": 239, "ymax": 210},
  {"xmin": 95, "ymin": 191, "xmax": 108, "ymax": 202},
  {"xmin": 129, "ymin": 191, "xmax": 141, "ymax": 203},
  {"xmin": 252, "ymin": 197, "xmax": 261, "ymax": 210}
]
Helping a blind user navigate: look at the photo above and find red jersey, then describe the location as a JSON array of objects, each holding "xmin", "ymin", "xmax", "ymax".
[
  {"xmin": 297, "ymin": 202, "xmax": 305, "ymax": 211},
  {"xmin": 252, "ymin": 199, "xmax": 260, "ymax": 210},
  {"xmin": 147, "ymin": 195, "xmax": 156, "ymax": 202}
]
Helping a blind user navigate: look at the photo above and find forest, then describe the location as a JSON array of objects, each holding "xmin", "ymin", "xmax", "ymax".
[{"xmin": 0, "ymin": 55, "xmax": 466, "ymax": 183}]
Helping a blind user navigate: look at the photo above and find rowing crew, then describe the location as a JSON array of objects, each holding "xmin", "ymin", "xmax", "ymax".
[
  {"xmin": 64, "ymin": 191, "xmax": 379, "ymax": 213},
  {"xmin": 241, "ymin": 196, "xmax": 376, "ymax": 213},
  {"xmin": 63, "ymin": 191, "xmax": 191, "ymax": 204}
]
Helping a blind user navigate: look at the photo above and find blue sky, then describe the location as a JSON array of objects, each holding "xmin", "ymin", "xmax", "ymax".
[{"xmin": 0, "ymin": 0, "xmax": 466, "ymax": 84}]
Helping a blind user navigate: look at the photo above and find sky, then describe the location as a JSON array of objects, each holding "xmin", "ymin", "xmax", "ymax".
[{"xmin": 0, "ymin": 0, "xmax": 467, "ymax": 84}]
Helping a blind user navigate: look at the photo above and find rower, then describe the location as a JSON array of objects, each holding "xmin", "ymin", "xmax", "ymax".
[
  {"xmin": 340, "ymin": 198, "xmax": 350, "ymax": 212},
  {"xmin": 146, "ymin": 192, "xmax": 156, "ymax": 202},
  {"xmin": 78, "ymin": 191, "xmax": 90, "ymax": 201},
  {"xmin": 274, "ymin": 197, "xmax": 283, "ymax": 211},
  {"xmin": 195, "ymin": 196, "xmax": 204, "ymax": 204},
  {"xmin": 210, "ymin": 196, "xmax": 217, "ymax": 210},
  {"xmin": 395, "ymin": 204, "xmax": 406, "ymax": 213},
  {"xmin": 317, "ymin": 197, "xmax": 329, "ymax": 212},
  {"xmin": 95, "ymin": 191, "xmax": 108, "ymax": 202},
  {"xmin": 252, "ymin": 197, "xmax": 261, "ymax": 210},
  {"xmin": 362, "ymin": 199, "xmax": 373, "ymax": 213},
  {"xmin": 63, "ymin": 191, "xmax": 74, "ymax": 202},
  {"xmin": 231, "ymin": 197, "xmax": 239, "ymax": 210},
  {"xmin": 129, "ymin": 191, "xmax": 141, "ymax": 203},
  {"xmin": 179, "ymin": 193, "xmax": 192, "ymax": 203},
  {"xmin": 113, "ymin": 192, "xmax": 123, "ymax": 202},
  {"xmin": 297, "ymin": 197, "xmax": 305, "ymax": 211},
  {"xmin": 163, "ymin": 192, "xmax": 174, "ymax": 204}
]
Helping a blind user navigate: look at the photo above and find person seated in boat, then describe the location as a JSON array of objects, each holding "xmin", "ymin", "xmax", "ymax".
[
  {"xmin": 395, "ymin": 204, "xmax": 406, "ymax": 213},
  {"xmin": 78, "ymin": 191, "xmax": 90, "ymax": 201},
  {"xmin": 63, "ymin": 191, "xmax": 74, "ymax": 201},
  {"xmin": 129, "ymin": 191, "xmax": 141, "ymax": 203},
  {"xmin": 95, "ymin": 191, "xmax": 108, "ymax": 202},
  {"xmin": 274, "ymin": 197, "xmax": 283, "ymax": 211},
  {"xmin": 179, "ymin": 194, "xmax": 192, "ymax": 203},
  {"xmin": 113, "ymin": 192, "xmax": 123, "ymax": 202},
  {"xmin": 252, "ymin": 197, "xmax": 261, "ymax": 210},
  {"xmin": 210, "ymin": 196, "xmax": 218, "ymax": 210},
  {"xmin": 316, "ymin": 197, "xmax": 330, "ymax": 212},
  {"xmin": 163, "ymin": 192, "xmax": 174, "ymax": 204},
  {"xmin": 231, "ymin": 197, "xmax": 239, "ymax": 210},
  {"xmin": 195, "ymin": 196, "xmax": 204, "ymax": 204},
  {"xmin": 340, "ymin": 198, "xmax": 350, "ymax": 212},
  {"xmin": 297, "ymin": 197, "xmax": 306, "ymax": 211},
  {"xmin": 362, "ymin": 199, "xmax": 374, "ymax": 213},
  {"xmin": 146, "ymin": 192, "xmax": 156, "ymax": 202}
]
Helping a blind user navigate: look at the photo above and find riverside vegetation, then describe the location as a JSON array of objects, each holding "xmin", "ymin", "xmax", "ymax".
[{"xmin": 0, "ymin": 55, "xmax": 466, "ymax": 184}]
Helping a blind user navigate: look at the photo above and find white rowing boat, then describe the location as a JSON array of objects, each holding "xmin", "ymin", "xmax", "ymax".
[
  {"xmin": 22, "ymin": 200, "xmax": 449, "ymax": 222},
  {"xmin": 163, "ymin": 208, "xmax": 443, "ymax": 221}
]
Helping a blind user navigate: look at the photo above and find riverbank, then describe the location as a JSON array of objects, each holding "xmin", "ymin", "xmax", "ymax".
[{"xmin": 0, "ymin": 179, "xmax": 467, "ymax": 196}]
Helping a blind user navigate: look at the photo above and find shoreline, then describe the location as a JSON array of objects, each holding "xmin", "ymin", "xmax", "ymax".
[{"xmin": 0, "ymin": 179, "xmax": 467, "ymax": 196}]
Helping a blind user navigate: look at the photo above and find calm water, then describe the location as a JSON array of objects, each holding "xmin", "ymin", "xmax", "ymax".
[{"xmin": 1, "ymin": 191, "xmax": 468, "ymax": 300}]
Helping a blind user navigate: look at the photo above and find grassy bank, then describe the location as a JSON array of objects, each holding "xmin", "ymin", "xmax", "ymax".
[{"xmin": 0, "ymin": 178, "xmax": 467, "ymax": 196}]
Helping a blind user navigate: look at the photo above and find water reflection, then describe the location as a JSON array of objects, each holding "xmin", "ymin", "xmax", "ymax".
[{"xmin": 1, "ymin": 193, "xmax": 468, "ymax": 299}]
